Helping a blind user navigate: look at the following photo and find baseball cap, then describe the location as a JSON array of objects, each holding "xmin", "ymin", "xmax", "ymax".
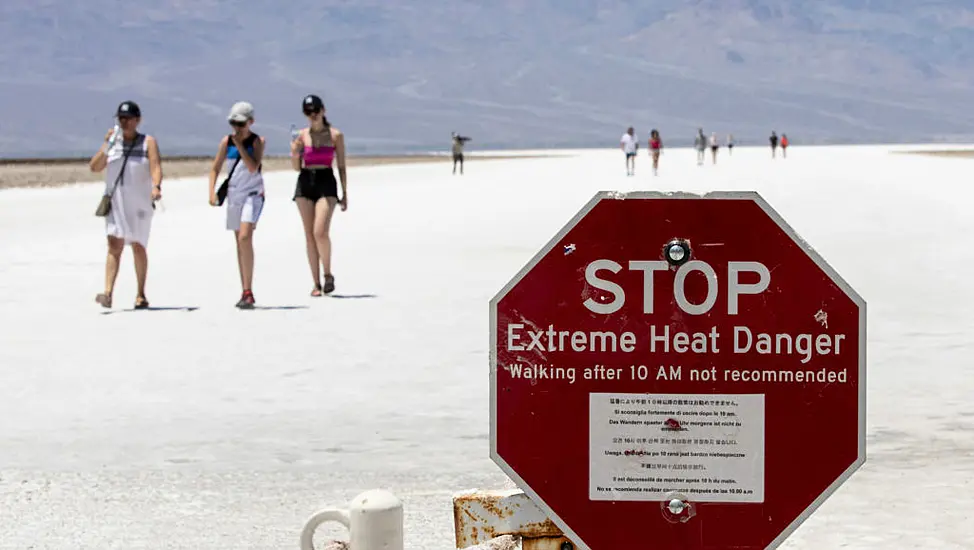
[
  {"xmin": 302, "ymin": 94, "xmax": 324, "ymax": 113},
  {"xmin": 116, "ymin": 100, "xmax": 141, "ymax": 118},
  {"xmin": 228, "ymin": 101, "xmax": 254, "ymax": 122}
]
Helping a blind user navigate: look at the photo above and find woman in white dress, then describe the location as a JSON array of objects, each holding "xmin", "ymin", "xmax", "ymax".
[{"xmin": 88, "ymin": 100, "xmax": 163, "ymax": 309}]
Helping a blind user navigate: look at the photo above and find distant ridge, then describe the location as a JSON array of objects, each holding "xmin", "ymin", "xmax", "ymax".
[
  {"xmin": 0, "ymin": 153, "xmax": 448, "ymax": 166},
  {"xmin": 6, "ymin": 134, "xmax": 974, "ymax": 163},
  {"xmin": 2, "ymin": 0, "xmax": 974, "ymax": 156}
]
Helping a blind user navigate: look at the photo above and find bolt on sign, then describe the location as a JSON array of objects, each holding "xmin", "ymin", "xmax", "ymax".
[{"xmin": 489, "ymin": 191, "xmax": 866, "ymax": 550}]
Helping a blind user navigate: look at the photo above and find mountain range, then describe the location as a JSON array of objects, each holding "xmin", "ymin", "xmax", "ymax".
[{"xmin": 2, "ymin": 0, "xmax": 973, "ymax": 157}]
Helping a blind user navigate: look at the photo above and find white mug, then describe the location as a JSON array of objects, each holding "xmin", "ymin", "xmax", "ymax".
[{"xmin": 300, "ymin": 489, "xmax": 404, "ymax": 550}]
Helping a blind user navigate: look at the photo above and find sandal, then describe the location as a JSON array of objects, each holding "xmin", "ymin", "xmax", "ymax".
[
  {"xmin": 311, "ymin": 283, "xmax": 323, "ymax": 297},
  {"xmin": 323, "ymin": 274, "xmax": 335, "ymax": 294},
  {"xmin": 134, "ymin": 295, "xmax": 149, "ymax": 309},
  {"xmin": 95, "ymin": 292, "xmax": 112, "ymax": 308}
]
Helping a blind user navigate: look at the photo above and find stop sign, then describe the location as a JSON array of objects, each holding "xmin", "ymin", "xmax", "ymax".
[{"xmin": 490, "ymin": 191, "xmax": 865, "ymax": 550}]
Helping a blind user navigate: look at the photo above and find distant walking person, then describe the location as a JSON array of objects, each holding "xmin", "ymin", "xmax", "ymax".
[
  {"xmin": 620, "ymin": 127, "xmax": 638, "ymax": 175},
  {"xmin": 290, "ymin": 94, "xmax": 348, "ymax": 296},
  {"xmin": 649, "ymin": 129, "xmax": 662, "ymax": 176},
  {"xmin": 694, "ymin": 128, "xmax": 706, "ymax": 165},
  {"xmin": 451, "ymin": 132, "xmax": 471, "ymax": 175},
  {"xmin": 208, "ymin": 101, "xmax": 265, "ymax": 309},
  {"xmin": 781, "ymin": 134, "xmax": 789, "ymax": 158},
  {"xmin": 709, "ymin": 132, "xmax": 719, "ymax": 164},
  {"xmin": 89, "ymin": 100, "xmax": 162, "ymax": 309},
  {"xmin": 770, "ymin": 131, "xmax": 779, "ymax": 158},
  {"xmin": 727, "ymin": 134, "xmax": 735, "ymax": 155}
]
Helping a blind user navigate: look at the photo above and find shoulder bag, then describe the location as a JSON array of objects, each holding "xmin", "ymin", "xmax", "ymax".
[{"xmin": 95, "ymin": 138, "xmax": 137, "ymax": 217}]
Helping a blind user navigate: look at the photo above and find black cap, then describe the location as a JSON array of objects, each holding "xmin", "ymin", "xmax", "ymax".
[
  {"xmin": 302, "ymin": 94, "xmax": 324, "ymax": 112},
  {"xmin": 116, "ymin": 100, "xmax": 141, "ymax": 117}
]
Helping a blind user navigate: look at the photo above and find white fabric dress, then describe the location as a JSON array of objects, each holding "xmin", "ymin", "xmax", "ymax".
[{"xmin": 103, "ymin": 134, "xmax": 154, "ymax": 247}]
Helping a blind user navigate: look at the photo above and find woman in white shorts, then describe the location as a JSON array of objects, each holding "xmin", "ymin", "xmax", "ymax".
[
  {"xmin": 208, "ymin": 101, "xmax": 265, "ymax": 309},
  {"xmin": 89, "ymin": 100, "xmax": 163, "ymax": 309}
]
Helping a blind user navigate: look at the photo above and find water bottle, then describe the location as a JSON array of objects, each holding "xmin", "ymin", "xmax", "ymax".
[
  {"xmin": 107, "ymin": 123, "xmax": 120, "ymax": 147},
  {"xmin": 290, "ymin": 124, "xmax": 299, "ymax": 143}
]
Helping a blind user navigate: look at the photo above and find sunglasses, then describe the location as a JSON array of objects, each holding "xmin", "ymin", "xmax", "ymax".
[
  {"xmin": 229, "ymin": 120, "xmax": 247, "ymax": 127},
  {"xmin": 303, "ymin": 108, "xmax": 322, "ymax": 117}
]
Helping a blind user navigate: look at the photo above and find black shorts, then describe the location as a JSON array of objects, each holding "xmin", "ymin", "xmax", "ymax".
[
  {"xmin": 293, "ymin": 167, "xmax": 339, "ymax": 203},
  {"xmin": 453, "ymin": 152, "xmax": 464, "ymax": 162},
  {"xmin": 711, "ymin": 145, "xmax": 718, "ymax": 152}
]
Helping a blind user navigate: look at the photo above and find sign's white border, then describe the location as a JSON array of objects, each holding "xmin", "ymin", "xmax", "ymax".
[{"xmin": 488, "ymin": 190, "xmax": 867, "ymax": 550}]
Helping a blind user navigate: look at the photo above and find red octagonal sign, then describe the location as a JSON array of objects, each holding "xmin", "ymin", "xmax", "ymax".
[{"xmin": 490, "ymin": 191, "xmax": 866, "ymax": 550}]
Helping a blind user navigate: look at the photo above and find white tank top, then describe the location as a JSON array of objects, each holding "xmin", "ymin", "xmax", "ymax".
[
  {"xmin": 105, "ymin": 134, "xmax": 152, "ymax": 194},
  {"xmin": 225, "ymin": 133, "xmax": 264, "ymax": 197}
]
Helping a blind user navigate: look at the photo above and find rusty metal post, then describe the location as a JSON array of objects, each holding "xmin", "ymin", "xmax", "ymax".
[{"xmin": 452, "ymin": 489, "xmax": 577, "ymax": 549}]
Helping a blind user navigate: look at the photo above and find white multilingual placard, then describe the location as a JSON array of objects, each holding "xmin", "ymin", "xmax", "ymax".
[{"xmin": 589, "ymin": 392, "xmax": 765, "ymax": 503}]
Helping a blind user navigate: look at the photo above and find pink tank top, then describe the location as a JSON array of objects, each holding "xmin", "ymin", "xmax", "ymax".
[{"xmin": 303, "ymin": 145, "xmax": 335, "ymax": 167}]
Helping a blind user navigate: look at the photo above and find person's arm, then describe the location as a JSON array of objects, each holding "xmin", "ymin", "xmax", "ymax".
[
  {"xmin": 290, "ymin": 129, "xmax": 304, "ymax": 171},
  {"xmin": 234, "ymin": 133, "xmax": 261, "ymax": 173},
  {"xmin": 334, "ymin": 129, "xmax": 347, "ymax": 205},
  {"xmin": 89, "ymin": 128, "xmax": 115, "ymax": 173},
  {"xmin": 208, "ymin": 137, "xmax": 229, "ymax": 203},
  {"xmin": 146, "ymin": 135, "xmax": 163, "ymax": 193}
]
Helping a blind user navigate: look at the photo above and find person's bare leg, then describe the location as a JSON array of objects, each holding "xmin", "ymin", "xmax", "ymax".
[
  {"xmin": 97, "ymin": 236, "xmax": 125, "ymax": 307},
  {"xmin": 236, "ymin": 223, "xmax": 255, "ymax": 291},
  {"xmin": 131, "ymin": 242, "xmax": 148, "ymax": 301},
  {"xmin": 234, "ymin": 230, "xmax": 243, "ymax": 288},
  {"xmin": 296, "ymin": 197, "xmax": 321, "ymax": 294},
  {"xmin": 313, "ymin": 197, "xmax": 338, "ymax": 292}
]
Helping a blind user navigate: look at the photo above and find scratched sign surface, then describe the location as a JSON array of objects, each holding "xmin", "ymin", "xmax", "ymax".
[{"xmin": 489, "ymin": 191, "xmax": 866, "ymax": 550}]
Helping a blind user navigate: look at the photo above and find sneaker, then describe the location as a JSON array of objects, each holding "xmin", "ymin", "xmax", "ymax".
[{"xmin": 236, "ymin": 290, "xmax": 255, "ymax": 309}]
